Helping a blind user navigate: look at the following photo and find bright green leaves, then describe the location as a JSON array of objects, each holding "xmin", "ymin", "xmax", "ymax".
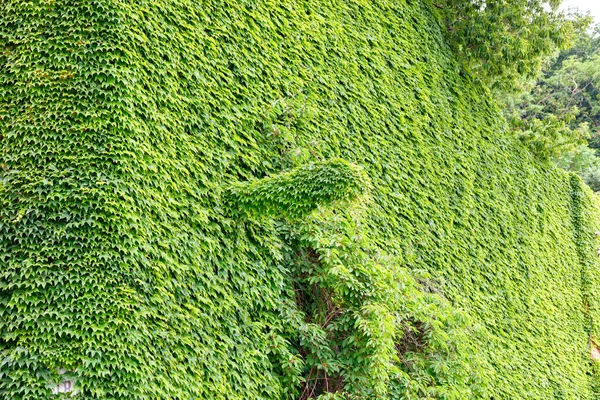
[
  {"xmin": 570, "ymin": 175, "xmax": 600, "ymax": 394},
  {"xmin": 279, "ymin": 206, "xmax": 489, "ymax": 399},
  {"xmin": 503, "ymin": 28, "xmax": 600, "ymax": 187},
  {"xmin": 2, "ymin": 0, "xmax": 600, "ymax": 398},
  {"xmin": 437, "ymin": 0, "xmax": 589, "ymax": 90},
  {"xmin": 225, "ymin": 159, "xmax": 369, "ymax": 220}
]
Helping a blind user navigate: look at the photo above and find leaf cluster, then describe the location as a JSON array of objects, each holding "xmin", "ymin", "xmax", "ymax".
[
  {"xmin": 437, "ymin": 0, "xmax": 588, "ymax": 90},
  {"xmin": 504, "ymin": 25, "xmax": 600, "ymax": 187}
]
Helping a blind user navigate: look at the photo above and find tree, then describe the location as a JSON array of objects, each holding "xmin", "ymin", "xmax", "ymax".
[
  {"xmin": 504, "ymin": 23, "xmax": 600, "ymax": 189},
  {"xmin": 437, "ymin": 0, "xmax": 587, "ymax": 90}
]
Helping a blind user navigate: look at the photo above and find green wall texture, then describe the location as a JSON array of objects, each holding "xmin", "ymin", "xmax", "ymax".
[{"xmin": 1, "ymin": 0, "xmax": 600, "ymax": 398}]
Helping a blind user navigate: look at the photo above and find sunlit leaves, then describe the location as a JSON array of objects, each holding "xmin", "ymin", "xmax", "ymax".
[
  {"xmin": 438, "ymin": 0, "xmax": 588, "ymax": 90},
  {"xmin": 1, "ymin": 0, "xmax": 599, "ymax": 398}
]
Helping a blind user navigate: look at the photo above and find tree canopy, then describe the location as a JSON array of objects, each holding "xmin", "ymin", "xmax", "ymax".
[
  {"xmin": 504, "ymin": 24, "xmax": 600, "ymax": 189},
  {"xmin": 438, "ymin": 0, "xmax": 587, "ymax": 90}
]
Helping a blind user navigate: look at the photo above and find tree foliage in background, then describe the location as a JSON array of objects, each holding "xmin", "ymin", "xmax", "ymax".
[
  {"xmin": 438, "ymin": 0, "xmax": 584, "ymax": 90},
  {"xmin": 504, "ymin": 24, "xmax": 600, "ymax": 189}
]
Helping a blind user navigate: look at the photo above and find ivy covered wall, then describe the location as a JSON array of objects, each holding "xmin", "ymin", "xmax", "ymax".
[{"xmin": 1, "ymin": 0, "xmax": 599, "ymax": 398}]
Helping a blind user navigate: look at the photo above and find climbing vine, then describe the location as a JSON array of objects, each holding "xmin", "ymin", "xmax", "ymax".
[{"xmin": 1, "ymin": 0, "xmax": 599, "ymax": 398}]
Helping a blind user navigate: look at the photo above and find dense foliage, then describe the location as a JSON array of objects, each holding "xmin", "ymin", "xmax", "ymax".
[
  {"xmin": 226, "ymin": 159, "xmax": 369, "ymax": 219},
  {"xmin": 1, "ymin": 0, "xmax": 600, "ymax": 399},
  {"xmin": 505, "ymin": 25, "xmax": 600, "ymax": 188},
  {"xmin": 437, "ymin": 0, "xmax": 584, "ymax": 90}
]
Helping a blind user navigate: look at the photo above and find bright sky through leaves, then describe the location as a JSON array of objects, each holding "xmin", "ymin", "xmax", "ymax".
[{"xmin": 561, "ymin": 0, "xmax": 600, "ymax": 22}]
